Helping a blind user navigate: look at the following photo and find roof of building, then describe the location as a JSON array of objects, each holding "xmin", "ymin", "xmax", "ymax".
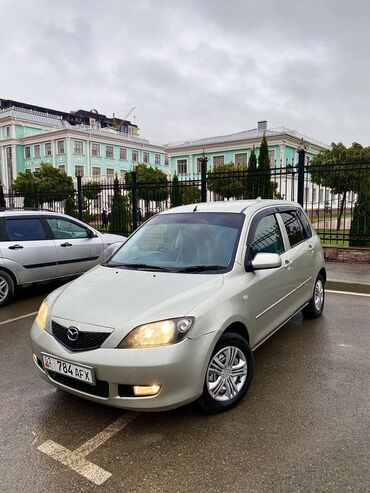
[
  {"xmin": 161, "ymin": 199, "xmax": 298, "ymax": 214},
  {"xmin": 166, "ymin": 126, "xmax": 328, "ymax": 150}
]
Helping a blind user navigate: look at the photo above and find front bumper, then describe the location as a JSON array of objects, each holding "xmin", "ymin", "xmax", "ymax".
[{"xmin": 30, "ymin": 321, "xmax": 216, "ymax": 411}]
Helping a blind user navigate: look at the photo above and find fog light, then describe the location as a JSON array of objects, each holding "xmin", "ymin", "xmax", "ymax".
[{"xmin": 133, "ymin": 384, "xmax": 161, "ymax": 396}]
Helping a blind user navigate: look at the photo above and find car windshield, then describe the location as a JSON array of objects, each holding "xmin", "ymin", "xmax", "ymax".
[{"xmin": 106, "ymin": 212, "xmax": 245, "ymax": 273}]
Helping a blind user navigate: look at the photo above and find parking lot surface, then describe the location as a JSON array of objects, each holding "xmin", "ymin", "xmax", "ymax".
[{"xmin": 0, "ymin": 283, "xmax": 369, "ymax": 493}]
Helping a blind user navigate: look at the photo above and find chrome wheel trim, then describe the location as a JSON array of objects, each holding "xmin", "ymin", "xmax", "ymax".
[
  {"xmin": 314, "ymin": 279, "xmax": 324, "ymax": 311},
  {"xmin": 206, "ymin": 346, "xmax": 248, "ymax": 402},
  {"xmin": 0, "ymin": 276, "xmax": 9, "ymax": 303}
]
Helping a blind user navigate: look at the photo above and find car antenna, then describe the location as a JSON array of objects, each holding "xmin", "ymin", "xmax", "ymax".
[{"xmin": 193, "ymin": 205, "xmax": 197, "ymax": 212}]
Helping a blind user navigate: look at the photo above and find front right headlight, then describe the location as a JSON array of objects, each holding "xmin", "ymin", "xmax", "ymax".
[{"xmin": 36, "ymin": 299, "xmax": 48, "ymax": 330}]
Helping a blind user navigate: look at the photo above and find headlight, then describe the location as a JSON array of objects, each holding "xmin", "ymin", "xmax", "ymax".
[
  {"xmin": 117, "ymin": 317, "xmax": 194, "ymax": 348},
  {"xmin": 36, "ymin": 299, "xmax": 48, "ymax": 330}
]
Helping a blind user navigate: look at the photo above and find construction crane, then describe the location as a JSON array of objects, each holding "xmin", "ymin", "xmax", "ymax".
[{"xmin": 122, "ymin": 106, "xmax": 136, "ymax": 121}]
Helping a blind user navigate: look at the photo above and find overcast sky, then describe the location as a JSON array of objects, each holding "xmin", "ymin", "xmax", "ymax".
[{"xmin": 1, "ymin": 0, "xmax": 369, "ymax": 146}]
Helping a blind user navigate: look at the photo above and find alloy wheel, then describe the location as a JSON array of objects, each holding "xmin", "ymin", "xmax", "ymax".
[
  {"xmin": 314, "ymin": 279, "xmax": 324, "ymax": 311},
  {"xmin": 0, "ymin": 276, "xmax": 9, "ymax": 303}
]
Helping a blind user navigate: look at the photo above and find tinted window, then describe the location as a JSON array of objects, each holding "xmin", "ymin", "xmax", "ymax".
[
  {"xmin": 249, "ymin": 214, "xmax": 284, "ymax": 258},
  {"xmin": 47, "ymin": 218, "xmax": 89, "ymax": 239},
  {"xmin": 280, "ymin": 211, "xmax": 305, "ymax": 247},
  {"xmin": 297, "ymin": 209, "xmax": 312, "ymax": 239},
  {"xmin": 5, "ymin": 218, "xmax": 46, "ymax": 241}
]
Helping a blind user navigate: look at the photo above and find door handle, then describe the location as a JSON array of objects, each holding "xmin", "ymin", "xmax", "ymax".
[
  {"xmin": 307, "ymin": 244, "xmax": 315, "ymax": 251},
  {"xmin": 60, "ymin": 242, "xmax": 72, "ymax": 247},
  {"xmin": 8, "ymin": 244, "xmax": 24, "ymax": 250},
  {"xmin": 284, "ymin": 259, "xmax": 293, "ymax": 269}
]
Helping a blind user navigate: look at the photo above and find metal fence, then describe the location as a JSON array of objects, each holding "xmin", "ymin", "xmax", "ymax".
[{"xmin": 1, "ymin": 155, "xmax": 369, "ymax": 247}]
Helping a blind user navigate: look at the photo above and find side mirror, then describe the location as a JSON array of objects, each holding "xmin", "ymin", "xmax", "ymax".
[
  {"xmin": 251, "ymin": 253, "xmax": 282, "ymax": 270},
  {"xmin": 87, "ymin": 229, "xmax": 98, "ymax": 238},
  {"xmin": 99, "ymin": 241, "xmax": 125, "ymax": 264}
]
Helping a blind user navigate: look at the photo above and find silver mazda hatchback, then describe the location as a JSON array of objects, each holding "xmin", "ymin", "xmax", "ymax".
[{"xmin": 31, "ymin": 200, "xmax": 325, "ymax": 413}]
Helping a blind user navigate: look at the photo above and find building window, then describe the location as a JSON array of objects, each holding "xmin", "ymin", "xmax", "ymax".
[
  {"xmin": 304, "ymin": 187, "xmax": 310, "ymax": 202},
  {"xmin": 91, "ymin": 143, "xmax": 100, "ymax": 157},
  {"xmin": 213, "ymin": 155, "xmax": 224, "ymax": 166},
  {"xmin": 165, "ymin": 155, "xmax": 169, "ymax": 167},
  {"xmin": 119, "ymin": 147, "xmax": 127, "ymax": 160},
  {"xmin": 74, "ymin": 140, "xmax": 84, "ymax": 155},
  {"xmin": 155, "ymin": 154, "xmax": 161, "ymax": 165},
  {"xmin": 106, "ymin": 145, "xmax": 114, "ymax": 158},
  {"xmin": 24, "ymin": 146, "xmax": 31, "ymax": 159},
  {"xmin": 25, "ymin": 168, "xmax": 32, "ymax": 173},
  {"xmin": 325, "ymin": 189, "xmax": 330, "ymax": 202},
  {"xmin": 132, "ymin": 150, "xmax": 138, "ymax": 162},
  {"xmin": 235, "ymin": 153, "xmax": 248, "ymax": 166},
  {"xmin": 106, "ymin": 168, "xmax": 115, "ymax": 177},
  {"xmin": 92, "ymin": 167, "xmax": 101, "ymax": 177},
  {"xmin": 305, "ymin": 156, "xmax": 310, "ymax": 165},
  {"xmin": 143, "ymin": 151, "xmax": 149, "ymax": 163},
  {"xmin": 319, "ymin": 189, "xmax": 324, "ymax": 203},
  {"xmin": 5, "ymin": 126, "xmax": 11, "ymax": 138},
  {"xmin": 120, "ymin": 169, "xmax": 126, "ymax": 177},
  {"xmin": 268, "ymin": 150, "xmax": 276, "ymax": 165},
  {"xmin": 177, "ymin": 159, "xmax": 188, "ymax": 175},
  {"xmin": 45, "ymin": 142, "xmax": 52, "ymax": 156},
  {"xmin": 34, "ymin": 145, "xmax": 41, "ymax": 158},
  {"xmin": 57, "ymin": 140, "xmax": 65, "ymax": 154},
  {"xmin": 35, "ymin": 167, "xmax": 41, "ymax": 173},
  {"xmin": 75, "ymin": 165, "xmax": 84, "ymax": 177},
  {"xmin": 58, "ymin": 165, "xmax": 66, "ymax": 173},
  {"xmin": 312, "ymin": 188, "xmax": 317, "ymax": 203},
  {"xmin": 196, "ymin": 158, "xmax": 202, "ymax": 174}
]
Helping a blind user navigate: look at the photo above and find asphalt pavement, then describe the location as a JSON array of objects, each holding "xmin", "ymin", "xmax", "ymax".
[{"xmin": 0, "ymin": 282, "xmax": 369, "ymax": 493}]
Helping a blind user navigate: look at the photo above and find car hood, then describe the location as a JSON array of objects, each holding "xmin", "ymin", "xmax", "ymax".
[{"xmin": 50, "ymin": 265, "xmax": 224, "ymax": 336}]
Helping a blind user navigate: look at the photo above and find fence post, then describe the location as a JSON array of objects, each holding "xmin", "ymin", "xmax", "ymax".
[
  {"xmin": 34, "ymin": 182, "xmax": 39, "ymax": 209},
  {"xmin": 200, "ymin": 152, "xmax": 208, "ymax": 202},
  {"xmin": 131, "ymin": 171, "xmax": 138, "ymax": 231},
  {"xmin": 297, "ymin": 147, "xmax": 305, "ymax": 206},
  {"xmin": 0, "ymin": 185, "xmax": 5, "ymax": 208},
  {"xmin": 77, "ymin": 175, "xmax": 83, "ymax": 220}
]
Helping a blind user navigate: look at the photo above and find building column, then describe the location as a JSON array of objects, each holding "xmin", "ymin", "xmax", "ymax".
[
  {"xmin": 189, "ymin": 154, "xmax": 193, "ymax": 179},
  {"xmin": 279, "ymin": 144, "xmax": 285, "ymax": 168},
  {"xmin": 66, "ymin": 137, "xmax": 72, "ymax": 176},
  {"xmin": 86, "ymin": 139, "xmax": 91, "ymax": 176}
]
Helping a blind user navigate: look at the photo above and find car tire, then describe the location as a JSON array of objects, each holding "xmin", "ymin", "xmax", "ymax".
[
  {"xmin": 302, "ymin": 274, "xmax": 325, "ymax": 319},
  {"xmin": 0, "ymin": 270, "xmax": 15, "ymax": 307},
  {"xmin": 198, "ymin": 333, "xmax": 254, "ymax": 414}
]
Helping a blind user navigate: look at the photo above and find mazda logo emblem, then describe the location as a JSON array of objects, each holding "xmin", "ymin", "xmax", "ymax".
[{"xmin": 67, "ymin": 327, "xmax": 79, "ymax": 341}]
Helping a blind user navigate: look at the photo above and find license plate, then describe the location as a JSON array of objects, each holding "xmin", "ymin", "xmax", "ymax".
[{"xmin": 42, "ymin": 353, "xmax": 95, "ymax": 385}]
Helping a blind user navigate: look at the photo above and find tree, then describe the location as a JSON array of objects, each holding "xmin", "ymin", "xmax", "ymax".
[
  {"xmin": 349, "ymin": 166, "xmax": 370, "ymax": 246},
  {"xmin": 182, "ymin": 185, "xmax": 200, "ymax": 205},
  {"xmin": 170, "ymin": 174, "xmax": 182, "ymax": 208},
  {"xmin": 13, "ymin": 163, "xmax": 74, "ymax": 206},
  {"xmin": 207, "ymin": 162, "xmax": 245, "ymax": 200},
  {"xmin": 257, "ymin": 134, "xmax": 273, "ymax": 198},
  {"xmin": 125, "ymin": 164, "xmax": 169, "ymax": 216},
  {"xmin": 246, "ymin": 148, "xmax": 257, "ymax": 199},
  {"xmin": 109, "ymin": 175, "xmax": 131, "ymax": 234},
  {"xmin": 309, "ymin": 142, "xmax": 370, "ymax": 231},
  {"xmin": 64, "ymin": 195, "xmax": 78, "ymax": 218}
]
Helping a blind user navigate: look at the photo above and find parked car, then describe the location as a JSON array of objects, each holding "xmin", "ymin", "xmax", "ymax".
[
  {"xmin": 0, "ymin": 210, "xmax": 126, "ymax": 306},
  {"xmin": 31, "ymin": 200, "xmax": 325, "ymax": 413}
]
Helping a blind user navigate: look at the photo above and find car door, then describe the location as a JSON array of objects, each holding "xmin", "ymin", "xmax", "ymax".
[
  {"xmin": 278, "ymin": 208, "xmax": 314, "ymax": 307},
  {"xmin": 45, "ymin": 216, "xmax": 104, "ymax": 278},
  {"xmin": 0, "ymin": 216, "xmax": 57, "ymax": 284},
  {"xmin": 244, "ymin": 208, "xmax": 296, "ymax": 345}
]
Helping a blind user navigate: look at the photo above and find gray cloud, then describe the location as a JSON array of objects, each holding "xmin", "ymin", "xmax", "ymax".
[{"xmin": 0, "ymin": 0, "xmax": 369, "ymax": 146}]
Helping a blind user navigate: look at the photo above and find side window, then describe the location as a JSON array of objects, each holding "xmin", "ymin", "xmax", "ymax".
[
  {"xmin": 5, "ymin": 218, "xmax": 46, "ymax": 241},
  {"xmin": 297, "ymin": 209, "xmax": 312, "ymax": 239},
  {"xmin": 280, "ymin": 211, "xmax": 305, "ymax": 247},
  {"xmin": 249, "ymin": 214, "xmax": 284, "ymax": 259},
  {"xmin": 46, "ymin": 218, "xmax": 89, "ymax": 239}
]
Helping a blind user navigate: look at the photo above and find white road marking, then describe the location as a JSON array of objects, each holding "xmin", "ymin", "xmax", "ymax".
[
  {"xmin": 0, "ymin": 311, "xmax": 38, "ymax": 326},
  {"xmin": 326, "ymin": 289, "xmax": 370, "ymax": 298},
  {"xmin": 37, "ymin": 412, "xmax": 139, "ymax": 485}
]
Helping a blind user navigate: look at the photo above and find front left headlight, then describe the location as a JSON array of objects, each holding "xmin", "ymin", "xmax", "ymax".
[
  {"xmin": 36, "ymin": 299, "xmax": 48, "ymax": 330},
  {"xmin": 117, "ymin": 317, "xmax": 194, "ymax": 348}
]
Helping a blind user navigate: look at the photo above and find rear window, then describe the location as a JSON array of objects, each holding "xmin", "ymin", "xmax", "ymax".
[
  {"xmin": 297, "ymin": 209, "xmax": 312, "ymax": 239},
  {"xmin": 5, "ymin": 218, "xmax": 46, "ymax": 241},
  {"xmin": 280, "ymin": 210, "xmax": 305, "ymax": 247}
]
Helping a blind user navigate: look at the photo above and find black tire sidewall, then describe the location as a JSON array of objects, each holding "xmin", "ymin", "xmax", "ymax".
[
  {"xmin": 0, "ymin": 271, "xmax": 15, "ymax": 307},
  {"xmin": 199, "ymin": 333, "xmax": 254, "ymax": 413}
]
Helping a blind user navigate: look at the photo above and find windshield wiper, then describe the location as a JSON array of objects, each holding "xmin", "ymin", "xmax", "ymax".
[
  {"xmin": 109, "ymin": 262, "xmax": 171, "ymax": 271},
  {"xmin": 176, "ymin": 265, "xmax": 227, "ymax": 273}
]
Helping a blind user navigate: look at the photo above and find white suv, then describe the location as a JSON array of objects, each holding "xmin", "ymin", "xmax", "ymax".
[{"xmin": 0, "ymin": 210, "xmax": 125, "ymax": 306}]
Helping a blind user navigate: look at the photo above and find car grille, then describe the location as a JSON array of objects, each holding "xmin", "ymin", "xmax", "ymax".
[
  {"xmin": 47, "ymin": 370, "xmax": 109, "ymax": 398},
  {"xmin": 52, "ymin": 321, "xmax": 112, "ymax": 352}
]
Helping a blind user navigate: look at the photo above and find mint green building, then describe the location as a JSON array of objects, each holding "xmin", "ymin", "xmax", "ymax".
[{"xmin": 0, "ymin": 100, "xmax": 168, "ymax": 191}]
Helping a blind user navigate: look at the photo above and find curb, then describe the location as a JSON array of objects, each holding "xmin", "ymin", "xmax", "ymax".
[{"xmin": 326, "ymin": 280, "xmax": 370, "ymax": 295}]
